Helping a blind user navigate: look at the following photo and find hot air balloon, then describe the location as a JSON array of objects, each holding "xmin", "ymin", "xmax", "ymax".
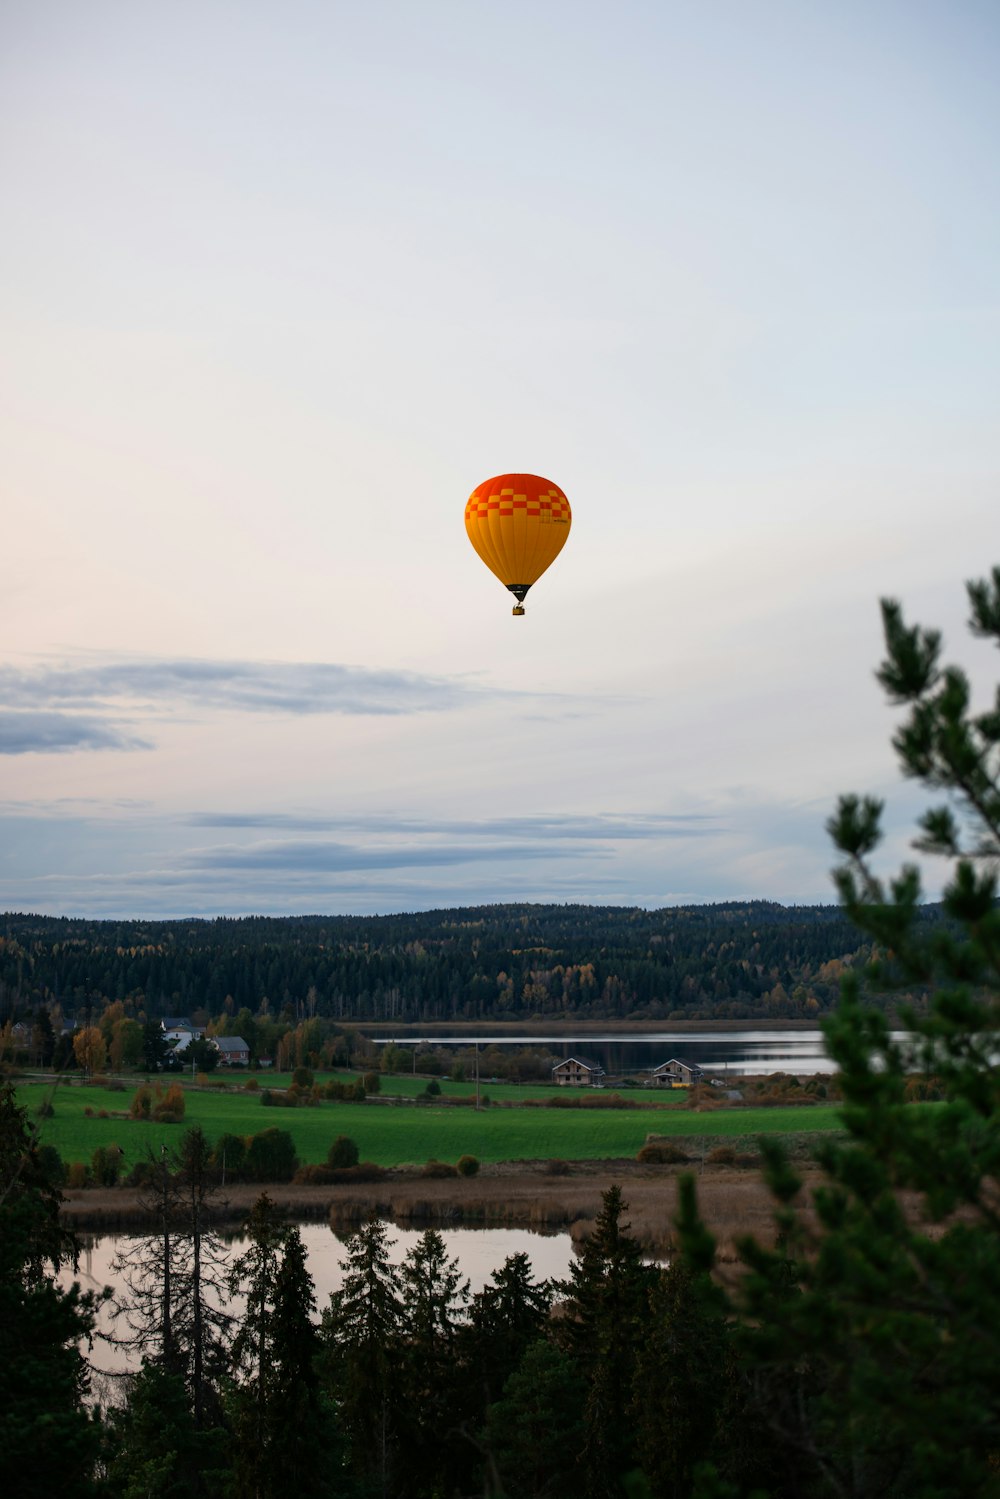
[{"xmin": 464, "ymin": 472, "xmax": 572, "ymax": 616}]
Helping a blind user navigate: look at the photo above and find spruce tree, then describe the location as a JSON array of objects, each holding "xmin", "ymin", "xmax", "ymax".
[
  {"xmin": 486, "ymin": 1339, "xmax": 586, "ymax": 1499},
  {"xmin": 228, "ymin": 1196, "xmax": 340, "ymax": 1499},
  {"xmin": 105, "ymin": 1363, "xmax": 229, "ymax": 1499},
  {"xmin": 556, "ymin": 1186, "xmax": 656, "ymax": 1498},
  {"xmin": 112, "ymin": 1129, "xmax": 231, "ymax": 1426},
  {"xmin": 0, "ymin": 1082, "xmax": 103, "ymax": 1498},
  {"xmin": 321, "ymin": 1215, "xmax": 404, "ymax": 1497},
  {"xmin": 397, "ymin": 1228, "xmax": 469, "ymax": 1497},
  {"xmin": 464, "ymin": 1250, "xmax": 553, "ymax": 1408}
]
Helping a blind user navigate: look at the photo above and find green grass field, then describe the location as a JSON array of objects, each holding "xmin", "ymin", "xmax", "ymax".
[{"xmin": 17, "ymin": 1077, "xmax": 847, "ymax": 1170}]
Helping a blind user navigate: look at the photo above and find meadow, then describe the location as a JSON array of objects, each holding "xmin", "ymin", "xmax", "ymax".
[{"xmin": 18, "ymin": 1075, "xmax": 846, "ymax": 1170}]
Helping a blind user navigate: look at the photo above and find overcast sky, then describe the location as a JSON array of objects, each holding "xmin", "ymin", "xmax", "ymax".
[{"xmin": 2, "ymin": 0, "xmax": 998, "ymax": 918}]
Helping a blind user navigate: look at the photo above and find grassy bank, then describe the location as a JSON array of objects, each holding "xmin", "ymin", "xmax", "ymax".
[{"xmin": 17, "ymin": 1077, "xmax": 846, "ymax": 1170}]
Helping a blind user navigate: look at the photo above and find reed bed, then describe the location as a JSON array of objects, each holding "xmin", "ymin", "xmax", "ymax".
[{"xmin": 60, "ymin": 1160, "xmax": 827, "ymax": 1259}]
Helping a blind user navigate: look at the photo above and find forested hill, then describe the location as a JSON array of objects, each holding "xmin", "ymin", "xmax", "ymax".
[{"xmin": 0, "ymin": 901, "xmax": 939, "ymax": 1025}]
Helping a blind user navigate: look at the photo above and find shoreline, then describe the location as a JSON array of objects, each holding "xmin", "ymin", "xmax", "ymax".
[
  {"xmin": 60, "ymin": 1158, "xmax": 816, "ymax": 1258},
  {"xmin": 358, "ymin": 1018, "xmax": 824, "ymax": 1037}
]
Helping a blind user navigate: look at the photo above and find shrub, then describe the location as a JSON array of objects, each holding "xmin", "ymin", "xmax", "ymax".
[
  {"xmin": 89, "ymin": 1074, "xmax": 111, "ymax": 1089},
  {"xmin": 83, "ymin": 1106, "xmax": 93, "ymax": 1117},
  {"xmin": 125, "ymin": 1159, "xmax": 160, "ymax": 1189},
  {"xmin": 65, "ymin": 1161, "xmax": 89, "ymax": 1188},
  {"xmin": 542, "ymin": 1091, "xmax": 638, "ymax": 1109},
  {"xmin": 153, "ymin": 1083, "xmax": 185, "ymax": 1123},
  {"xmin": 130, "ymin": 1085, "xmax": 153, "ymax": 1120},
  {"xmin": 423, "ymin": 1079, "xmax": 441, "ymax": 1098},
  {"xmin": 705, "ymin": 1145, "xmax": 738, "ymax": 1166},
  {"xmin": 292, "ymin": 1066, "xmax": 314, "ymax": 1089},
  {"xmin": 106, "ymin": 1079, "xmax": 126, "ymax": 1092},
  {"xmin": 97, "ymin": 1109, "xmax": 110, "ymax": 1119},
  {"xmin": 260, "ymin": 1089, "xmax": 274, "ymax": 1107},
  {"xmin": 36, "ymin": 1144, "xmax": 63, "ymax": 1186},
  {"xmin": 91, "ymin": 1143, "xmax": 124, "ymax": 1186},
  {"xmin": 456, "ymin": 1154, "xmax": 480, "ymax": 1177},
  {"xmin": 313, "ymin": 1157, "xmax": 386, "ymax": 1181},
  {"xmin": 210, "ymin": 1132, "xmax": 247, "ymax": 1180},
  {"xmin": 544, "ymin": 1158, "xmax": 571, "ymax": 1176},
  {"xmin": 35, "ymin": 1100, "xmax": 55, "ymax": 1119},
  {"xmin": 421, "ymin": 1159, "xmax": 458, "ymax": 1178},
  {"xmin": 293, "ymin": 1163, "xmax": 335, "ymax": 1185},
  {"xmin": 327, "ymin": 1135, "xmax": 360, "ymax": 1169},
  {"xmin": 244, "ymin": 1077, "xmax": 260, "ymax": 1091},
  {"xmin": 243, "ymin": 1127, "xmax": 298, "ymax": 1183},
  {"xmin": 636, "ymin": 1141, "xmax": 689, "ymax": 1164},
  {"xmin": 336, "ymin": 1161, "xmax": 386, "ymax": 1182},
  {"xmin": 362, "ymin": 1070, "xmax": 380, "ymax": 1095}
]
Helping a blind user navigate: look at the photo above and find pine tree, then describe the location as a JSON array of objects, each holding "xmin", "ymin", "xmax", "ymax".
[{"xmin": 679, "ymin": 565, "xmax": 1000, "ymax": 1498}]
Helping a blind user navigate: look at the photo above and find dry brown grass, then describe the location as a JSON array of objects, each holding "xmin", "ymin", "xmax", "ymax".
[{"xmin": 59, "ymin": 1158, "xmax": 821, "ymax": 1257}]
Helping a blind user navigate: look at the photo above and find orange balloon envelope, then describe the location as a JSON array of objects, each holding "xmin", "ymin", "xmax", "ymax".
[{"xmin": 464, "ymin": 472, "xmax": 572, "ymax": 616}]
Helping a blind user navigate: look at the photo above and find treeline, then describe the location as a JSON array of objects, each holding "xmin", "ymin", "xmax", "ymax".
[
  {"xmin": 0, "ymin": 901, "xmax": 933, "ymax": 1025},
  {"xmin": 6, "ymin": 1082, "xmax": 996, "ymax": 1499}
]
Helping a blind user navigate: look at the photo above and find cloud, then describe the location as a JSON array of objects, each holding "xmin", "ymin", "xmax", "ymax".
[
  {"xmin": 188, "ymin": 811, "xmax": 725, "ymax": 839},
  {"xmin": 184, "ymin": 839, "xmax": 592, "ymax": 872},
  {"xmin": 0, "ymin": 713, "xmax": 152, "ymax": 755},
  {"xmin": 0, "ymin": 658, "xmax": 496, "ymax": 718},
  {"xmin": 11, "ymin": 788, "xmax": 931, "ymax": 919},
  {"xmin": 0, "ymin": 655, "xmax": 533, "ymax": 753}
]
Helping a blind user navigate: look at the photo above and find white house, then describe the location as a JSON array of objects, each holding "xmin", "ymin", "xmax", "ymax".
[
  {"xmin": 163, "ymin": 1027, "xmax": 197, "ymax": 1052},
  {"xmin": 161, "ymin": 1018, "xmax": 205, "ymax": 1053}
]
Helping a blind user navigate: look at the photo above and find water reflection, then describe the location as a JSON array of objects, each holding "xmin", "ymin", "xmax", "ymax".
[
  {"xmin": 68, "ymin": 1223, "xmax": 577, "ymax": 1378},
  {"xmin": 401, "ymin": 1029, "xmax": 841, "ymax": 1075}
]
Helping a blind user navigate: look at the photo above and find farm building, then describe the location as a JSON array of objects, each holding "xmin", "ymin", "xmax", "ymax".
[
  {"xmin": 650, "ymin": 1058, "xmax": 704, "ymax": 1087},
  {"xmin": 162, "ymin": 1027, "xmax": 204, "ymax": 1052},
  {"xmin": 552, "ymin": 1057, "xmax": 606, "ymax": 1088},
  {"xmin": 213, "ymin": 1036, "xmax": 251, "ymax": 1067}
]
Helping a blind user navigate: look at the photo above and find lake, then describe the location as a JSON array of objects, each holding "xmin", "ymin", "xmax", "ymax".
[
  {"xmin": 68, "ymin": 1222, "xmax": 578, "ymax": 1382},
  {"xmin": 396, "ymin": 1028, "xmax": 840, "ymax": 1076}
]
